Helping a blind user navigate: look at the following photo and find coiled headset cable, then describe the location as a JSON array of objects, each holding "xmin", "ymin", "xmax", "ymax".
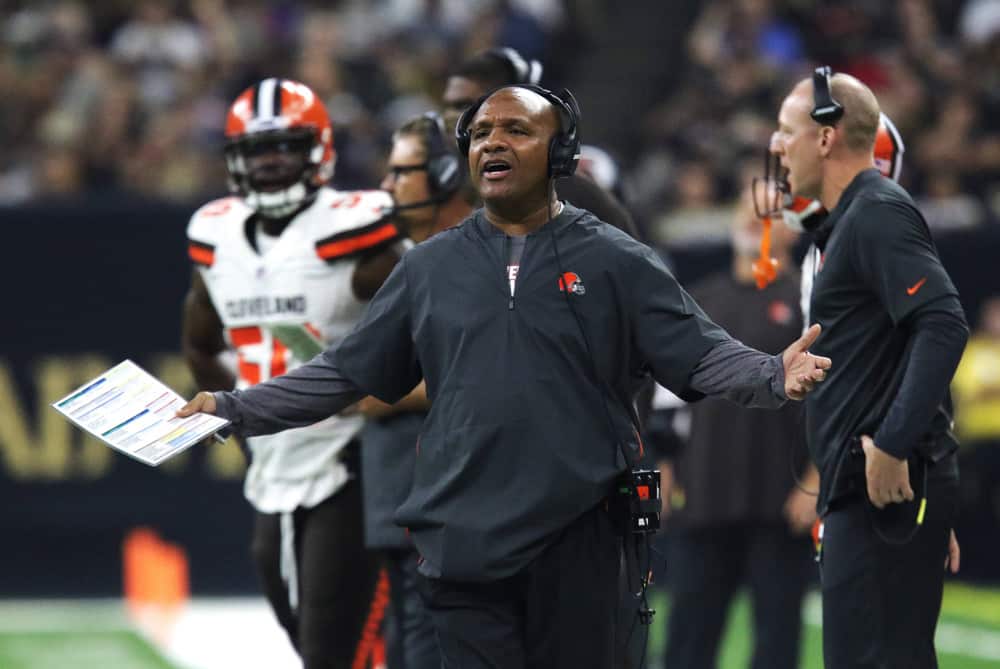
[{"xmin": 544, "ymin": 187, "xmax": 655, "ymax": 667}]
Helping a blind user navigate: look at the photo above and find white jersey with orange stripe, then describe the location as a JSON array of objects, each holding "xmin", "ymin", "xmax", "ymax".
[{"xmin": 186, "ymin": 186, "xmax": 399, "ymax": 513}]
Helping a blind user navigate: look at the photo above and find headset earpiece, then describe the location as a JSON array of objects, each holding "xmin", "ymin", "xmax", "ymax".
[
  {"xmin": 487, "ymin": 47, "xmax": 544, "ymax": 85},
  {"xmin": 547, "ymin": 88, "xmax": 581, "ymax": 178},
  {"xmin": 454, "ymin": 103, "xmax": 477, "ymax": 159},
  {"xmin": 811, "ymin": 65, "xmax": 844, "ymax": 126},
  {"xmin": 420, "ymin": 112, "xmax": 462, "ymax": 201}
]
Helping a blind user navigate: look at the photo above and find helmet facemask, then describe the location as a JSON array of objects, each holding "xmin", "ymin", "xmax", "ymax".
[
  {"xmin": 753, "ymin": 143, "xmax": 827, "ymax": 233},
  {"xmin": 751, "ymin": 149, "xmax": 792, "ymax": 220},
  {"xmin": 225, "ymin": 126, "xmax": 330, "ymax": 219}
]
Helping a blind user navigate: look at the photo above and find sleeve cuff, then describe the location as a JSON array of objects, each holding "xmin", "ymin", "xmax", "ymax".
[
  {"xmin": 212, "ymin": 391, "xmax": 240, "ymax": 431},
  {"xmin": 770, "ymin": 354, "xmax": 788, "ymax": 403}
]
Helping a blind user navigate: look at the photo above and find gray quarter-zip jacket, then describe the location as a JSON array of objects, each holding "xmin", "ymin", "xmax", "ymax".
[{"xmin": 215, "ymin": 204, "xmax": 787, "ymax": 581}]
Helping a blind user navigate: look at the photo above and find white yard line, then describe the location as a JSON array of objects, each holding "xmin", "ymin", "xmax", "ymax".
[
  {"xmin": 160, "ymin": 598, "xmax": 301, "ymax": 669},
  {"xmin": 0, "ymin": 598, "xmax": 300, "ymax": 669}
]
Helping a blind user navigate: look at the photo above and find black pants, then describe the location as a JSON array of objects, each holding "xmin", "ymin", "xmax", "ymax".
[
  {"xmin": 662, "ymin": 522, "xmax": 812, "ymax": 669},
  {"xmin": 820, "ymin": 477, "xmax": 959, "ymax": 669},
  {"xmin": 251, "ymin": 477, "xmax": 380, "ymax": 669},
  {"xmin": 383, "ymin": 548, "xmax": 440, "ymax": 669},
  {"xmin": 420, "ymin": 504, "xmax": 621, "ymax": 669}
]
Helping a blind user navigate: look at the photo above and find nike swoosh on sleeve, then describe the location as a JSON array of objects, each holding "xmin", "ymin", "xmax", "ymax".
[{"xmin": 906, "ymin": 277, "xmax": 927, "ymax": 295}]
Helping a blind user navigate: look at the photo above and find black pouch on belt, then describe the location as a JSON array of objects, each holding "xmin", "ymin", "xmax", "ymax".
[{"xmin": 826, "ymin": 437, "xmax": 867, "ymax": 507}]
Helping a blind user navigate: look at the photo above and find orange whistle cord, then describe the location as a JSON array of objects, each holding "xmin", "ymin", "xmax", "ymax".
[{"xmin": 752, "ymin": 216, "xmax": 779, "ymax": 289}]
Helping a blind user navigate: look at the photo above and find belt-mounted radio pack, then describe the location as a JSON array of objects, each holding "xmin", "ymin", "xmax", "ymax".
[{"xmin": 614, "ymin": 469, "xmax": 662, "ymax": 534}]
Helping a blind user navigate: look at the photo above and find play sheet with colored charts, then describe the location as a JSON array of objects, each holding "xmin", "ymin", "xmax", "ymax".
[{"xmin": 51, "ymin": 360, "xmax": 229, "ymax": 467}]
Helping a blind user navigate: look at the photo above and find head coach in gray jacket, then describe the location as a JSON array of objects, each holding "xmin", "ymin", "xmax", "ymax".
[{"xmin": 179, "ymin": 84, "xmax": 831, "ymax": 669}]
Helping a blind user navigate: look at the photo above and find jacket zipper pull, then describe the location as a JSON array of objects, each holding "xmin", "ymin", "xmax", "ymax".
[{"xmin": 504, "ymin": 234, "xmax": 514, "ymax": 310}]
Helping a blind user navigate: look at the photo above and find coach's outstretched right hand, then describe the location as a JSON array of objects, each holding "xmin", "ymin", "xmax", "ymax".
[
  {"xmin": 177, "ymin": 391, "xmax": 217, "ymax": 417},
  {"xmin": 782, "ymin": 324, "xmax": 832, "ymax": 400}
]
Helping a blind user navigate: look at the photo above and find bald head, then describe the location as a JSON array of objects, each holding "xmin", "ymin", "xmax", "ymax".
[
  {"xmin": 773, "ymin": 73, "xmax": 882, "ymax": 208},
  {"xmin": 791, "ymin": 73, "xmax": 880, "ymax": 154},
  {"xmin": 475, "ymin": 87, "xmax": 561, "ymax": 130}
]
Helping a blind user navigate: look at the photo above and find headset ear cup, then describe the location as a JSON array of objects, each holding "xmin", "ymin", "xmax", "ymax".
[
  {"xmin": 456, "ymin": 124, "xmax": 471, "ymax": 158},
  {"xmin": 426, "ymin": 155, "xmax": 441, "ymax": 199},
  {"xmin": 810, "ymin": 65, "xmax": 844, "ymax": 125},
  {"xmin": 551, "ymin": 88, "xmax": 581, "ymax": 177},
  {"xmin": 549, "ymin": 130, "xmax": 579, "ymax": 178},
  {"xmin": 427, "ymin": 153, "xmax": 462, "ymax": 200},
  {"xmin": 455, "ymin": 96, "xmax": 487, "ymax": 158}
]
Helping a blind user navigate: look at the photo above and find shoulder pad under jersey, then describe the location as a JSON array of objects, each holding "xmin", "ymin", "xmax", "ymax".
[
  {"xmin": 311, "ymin": 189, "xmax": 402, "ymax": 262},
  {"xmin": 186, "ymin": 197, "xmax": 253, "ymax": 267}
]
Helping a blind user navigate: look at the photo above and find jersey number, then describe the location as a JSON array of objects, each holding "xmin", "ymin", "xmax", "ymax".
[
  {"xmin": 329, "ymin": 192, "xmax": 385, "ymax": 216},
  {"xmin": 200, "ymin": 198, "xmax": 236, "ymax": 217},
  {"xmin": 227, "ymin": 324, "xmax": 321, "ymax": 385}
]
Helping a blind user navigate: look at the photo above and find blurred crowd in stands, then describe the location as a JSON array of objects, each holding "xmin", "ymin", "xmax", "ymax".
[
  {"xmin": 633, "ymin": 0, "xmax": 1000, "ymax": 245},
  {"xmin": 2, "ymin": 0, "xmax": 998, "ymax": 244},
  {"xmin": 0, "ymin": 0, "xmax": 567, "ymax": 203}
]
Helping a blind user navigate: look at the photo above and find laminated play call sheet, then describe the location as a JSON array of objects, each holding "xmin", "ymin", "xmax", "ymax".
[{"xmin": 51, "ymin": 360, "xmax": 229, "ymax": 466}]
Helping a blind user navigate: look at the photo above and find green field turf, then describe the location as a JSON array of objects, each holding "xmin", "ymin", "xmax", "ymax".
[
  {"xmin": 646, "ymin": 586, "xmax": 1000, "ymax": 668},
  {"xmin": 1, "ymin": 587, "xmax": 999, "ymax": 668},
  {"xmin": 0, "ymin": 630, "xmax": 176, "ymax": 669},
  {"xmin": 0, "ymin": 601, "xmax": 177, "ymax": 669}
]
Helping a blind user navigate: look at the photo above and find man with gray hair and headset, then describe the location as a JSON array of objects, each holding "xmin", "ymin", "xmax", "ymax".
[{"xmin": 180, "ymin": 84, "xmax": 831, "ymax": 668}]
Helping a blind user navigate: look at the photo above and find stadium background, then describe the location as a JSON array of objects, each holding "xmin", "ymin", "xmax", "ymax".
[{"xmin": 1, "ymin": 1, "xmax": 999, "ymax": 667}]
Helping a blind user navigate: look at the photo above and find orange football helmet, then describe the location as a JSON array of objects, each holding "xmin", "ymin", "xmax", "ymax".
[
  {"xmin": 872, "ymin": 111, "xmax": 904, "ymax": 183},
  {"xmin": 224, "ymin": 78, "xmax": 335, "ymax": 218}
]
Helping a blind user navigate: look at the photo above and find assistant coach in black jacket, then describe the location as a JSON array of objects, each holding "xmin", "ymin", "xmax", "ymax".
[
  {"xmin": 180, "ymin": 85, "xmax": 831, "ymax": 669},
  {"xmin": 770, "ymin": 69, "xmax": 968, "ymax": 668}
]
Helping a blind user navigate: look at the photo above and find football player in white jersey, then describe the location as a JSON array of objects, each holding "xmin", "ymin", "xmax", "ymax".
[{"xmin": 182, "ymin": 78, "xmax": 402, "ymax": 669}]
